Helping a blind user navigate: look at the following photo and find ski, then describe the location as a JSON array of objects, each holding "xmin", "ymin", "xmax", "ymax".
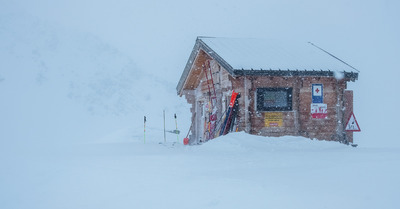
[{"xmin": 219, "ymin": 91, "xmax": 240, "ymax": 136}]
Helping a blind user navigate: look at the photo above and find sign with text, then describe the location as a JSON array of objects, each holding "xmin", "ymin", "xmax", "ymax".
[
  {"xmin": 311, "ymin": 103, "xmax": 328, "ymax": 119},
  {"xmin": 264, "ymin": 112, "xmax": 283, "ymax": 127},
  {"xmin": 312, "ymin": 84, "xmax": 323, "ymax": 103}
]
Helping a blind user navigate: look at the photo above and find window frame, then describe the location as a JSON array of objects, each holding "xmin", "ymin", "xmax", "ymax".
[{"xmin": 256, "ymin": 87, "xmax": 293, "ymax": 111}]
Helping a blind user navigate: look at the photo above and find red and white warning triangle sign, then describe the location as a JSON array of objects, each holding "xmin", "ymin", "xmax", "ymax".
[{"xmin": 345, "ymin": 112, "xmax": 361, "ymax": 132}]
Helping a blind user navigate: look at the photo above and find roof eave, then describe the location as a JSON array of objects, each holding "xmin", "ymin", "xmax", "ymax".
[
  {"xmin": 197, "ymin": 38, "xmax": 234, "ymax": 74},
  {"xmin": 176, "ymin": 40, "xmax": 201, "ymax": 96},
  {"xmin": 233, "ymin": 69, "xmax": 358, "ymax": 81},
  {"xmin": 176, "ymin": 37, "xmax": 236, "ymax": 95}
]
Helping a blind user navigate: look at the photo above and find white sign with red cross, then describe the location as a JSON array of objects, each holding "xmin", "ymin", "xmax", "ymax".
[
  {"xmin": 313, "ymin": 85, "xmax": 322, "ymax": 96},
  {"xmin": 312, "ymin": 84, "xmax": 323, "ymax": 103}
]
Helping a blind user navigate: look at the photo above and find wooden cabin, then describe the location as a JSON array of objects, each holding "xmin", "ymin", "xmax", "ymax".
[{"xmin": 177, "ymin": 37, "xmax": 359, "ymax": 145}]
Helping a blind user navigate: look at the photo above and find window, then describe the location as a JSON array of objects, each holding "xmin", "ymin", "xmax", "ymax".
[{"xmin": 256, "ymin": 88, "xmax": 293, "ymax": 111}]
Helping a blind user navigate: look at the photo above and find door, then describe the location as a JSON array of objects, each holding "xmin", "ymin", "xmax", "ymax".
[{"xmin": 195, "ymin": 101, "xmax": 204, "ymax": 144}]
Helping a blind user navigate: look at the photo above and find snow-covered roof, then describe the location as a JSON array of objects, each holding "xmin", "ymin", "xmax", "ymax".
[
  {"xmin": 177, "ymin": 37, "xmax": 359, "ymax": 95},
  {"xmin": 200, "ymin": 37, "xmax": 359, "ymax": 72}
]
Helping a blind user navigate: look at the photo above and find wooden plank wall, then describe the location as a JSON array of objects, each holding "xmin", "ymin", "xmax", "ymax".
[{"xmin": 183, "ymin": 58, "xmax": 235, "ymax": 143}]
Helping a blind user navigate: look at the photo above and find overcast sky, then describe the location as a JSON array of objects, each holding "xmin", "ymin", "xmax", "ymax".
[{"xmin": 4, "ymin": 0, "xmax": 399, "ymax": 79}]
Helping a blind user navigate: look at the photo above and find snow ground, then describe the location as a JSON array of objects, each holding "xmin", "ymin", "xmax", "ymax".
[
  {"xmin": 1, "ymin": 131, "xmax": 399, "ymax": 209},
  {"xmin": 1, "ymin": 1, "xmax": 400, "ymax": 209}
]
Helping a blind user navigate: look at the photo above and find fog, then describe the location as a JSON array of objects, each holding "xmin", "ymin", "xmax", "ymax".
[
  {"xmin": 1, "ymin": 0, "xmax": 400, "ymax": 146},
  {"xmin": 1, "ymin": 1, "xmax": 400, "ymax": 208}
]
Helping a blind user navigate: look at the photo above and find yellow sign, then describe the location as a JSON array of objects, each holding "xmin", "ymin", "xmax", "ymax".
[{"xmin": 264, "ymin": 112, "xmax": 283, "ymax": 127}]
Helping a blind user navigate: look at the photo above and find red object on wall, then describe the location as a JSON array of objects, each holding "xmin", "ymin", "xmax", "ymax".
[
  {"xmin": 229, "ymin": 91, "xmax": 239, "ymax": 107},
  {"xmin": 311, "ymin": 103, "xmax": 328, "ymax": 119}
]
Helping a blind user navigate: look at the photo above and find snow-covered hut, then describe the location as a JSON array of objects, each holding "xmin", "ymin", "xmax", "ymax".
[{"xmin": 177, "ymin": 37, "xmax": 359, "ymax": 145}]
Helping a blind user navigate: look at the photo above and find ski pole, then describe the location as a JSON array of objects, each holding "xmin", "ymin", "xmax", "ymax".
[
  {"xmin": 174, "ymin": 114, "xmax": 179, "ymax": 143},
  {"xmin": 144, "ymin": 116, "xmax": 146, "ymax": 144}
]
